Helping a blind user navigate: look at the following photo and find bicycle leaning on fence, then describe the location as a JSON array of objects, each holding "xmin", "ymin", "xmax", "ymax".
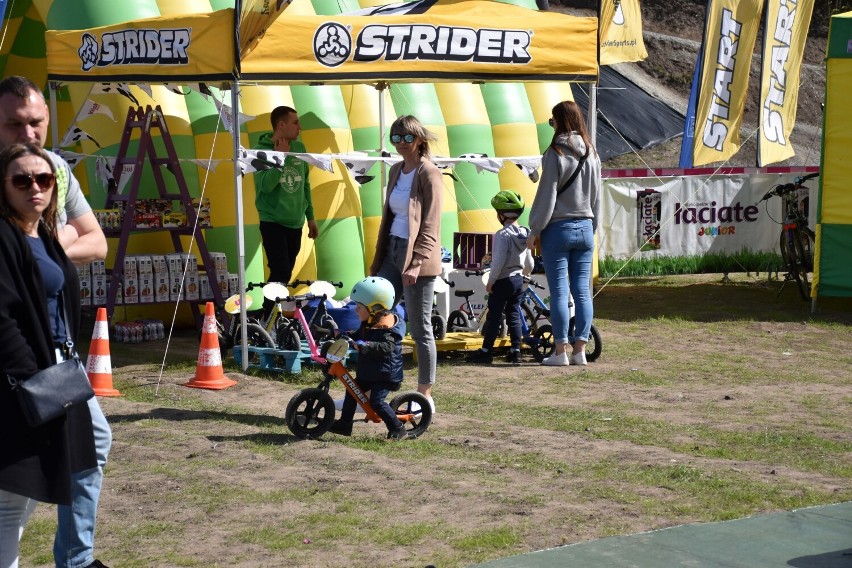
[{"xmin": 759, "ymin": 172, "xmax": 819, "ymax": 301}]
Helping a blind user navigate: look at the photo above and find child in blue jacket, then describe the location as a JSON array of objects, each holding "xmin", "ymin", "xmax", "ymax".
[{"xmin": 330, "ymin": 277, "xmax": 414, "ymax": 440}]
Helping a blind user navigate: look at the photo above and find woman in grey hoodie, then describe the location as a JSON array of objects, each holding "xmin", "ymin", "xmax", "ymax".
[{"xmin": 526, "ymin": 101, "xmax": 601, "ymax": 366}]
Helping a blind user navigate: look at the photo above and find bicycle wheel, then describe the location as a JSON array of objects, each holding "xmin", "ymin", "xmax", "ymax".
[
  {"xmin": 285, "ymin": 388, "xmax": 335, "ymax": 439},
  {"xmin": 791, "ymin": 230, "xmax": 812, "ymax": 300},
  {"xmin": 781, "ymin": 230, "xmax": 809, "ymax": 300},
  {"xmin": 568, "ymin": 317, "xmax": 603, "ymax": 362},
  {"xmin": 389, "ymin": 392, "xmax": 432, "ymax": 438},
  {"xmin": 235, "ymin": 322, "xmax": 275, "ymax": 364},
  {"xmin": 447, "ymin": 310, "xmax": 469, "ymax": 332},
  {"xmin": 431, "ymin": 314, "xmax": 447, "ymax": 340},
  {"xmin": 531, "ymin": 324, "xmax": 554, "ymax": 361},
  {"xmin": 275, "ymin": 320, "xmax": 302, "ymax": 351}
]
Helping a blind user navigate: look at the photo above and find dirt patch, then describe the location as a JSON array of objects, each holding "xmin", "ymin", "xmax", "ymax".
[{"xmin": 20, "ymin": 275, "xmax": 852, "ymax": 568}]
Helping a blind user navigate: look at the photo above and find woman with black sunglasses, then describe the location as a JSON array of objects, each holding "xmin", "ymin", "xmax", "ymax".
[
  {"xmin": 369, "ymin": 115, "xmax": 443, "ymax": 414},
  {"xmin": 0, "ymin": 143, "xmax": 95, "ymax": 566}
]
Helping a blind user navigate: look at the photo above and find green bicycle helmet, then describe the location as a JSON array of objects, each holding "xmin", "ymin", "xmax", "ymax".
[
  {"xmin": 350, "ymin": 276, "xmax": 396, "ymax": 314},
  {"xmin": 491, "ymin": 190, "xmax": 525, "ymax": 216}
]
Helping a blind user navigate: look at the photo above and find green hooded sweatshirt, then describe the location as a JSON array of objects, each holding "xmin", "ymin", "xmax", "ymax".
[{"xmin": 253, "ymin": 132, "xmax": 314, "ymax": 228}]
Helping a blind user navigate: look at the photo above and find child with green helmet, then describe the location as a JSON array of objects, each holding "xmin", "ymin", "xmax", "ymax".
[
  {"xmin": 466, "ymin": 191, "xmax": 534, "ymax": 365},
  {"xmin": 330, "ymin": 276, "xmax": 415, "ymax": 440}
]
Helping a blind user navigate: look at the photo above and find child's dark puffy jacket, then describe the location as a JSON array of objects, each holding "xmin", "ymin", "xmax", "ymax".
[{"xmin": 354, "ymin": 312, "xmax": 405, "ymax": 388}]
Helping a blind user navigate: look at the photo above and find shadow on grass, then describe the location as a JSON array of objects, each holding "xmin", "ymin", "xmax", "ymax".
[
  {"xmin": 107, "ymin": 406, "xmax": 286, "ymax": 429},
  {"xmin": 595, "ymin": 277, "xmax": 852, "ymax": 324}
]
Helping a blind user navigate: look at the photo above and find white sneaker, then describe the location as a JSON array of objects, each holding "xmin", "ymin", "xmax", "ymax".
[
  {"xmin": 569, "ymin": 352, "xmax": 587, "ymax": 366},
  {"xmin": 334, "ymin": 397, "xmax": 365, "ymax": 414},
  {"xmin": 541, "ymin": 352, "xmax": 569, "ymax": 366}
]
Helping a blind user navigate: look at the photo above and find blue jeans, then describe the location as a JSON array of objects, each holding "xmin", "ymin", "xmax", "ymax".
[
  {"xmin": 55, "ymin": 396, "xmax": 112, "ymax": 568},
  {"xmin": 541, "ymin": 218, "xmax": 594, "ymax": 345},
  {"xmin": 0, "ymin": 489, "xmax": 37, "ymax": 568}
]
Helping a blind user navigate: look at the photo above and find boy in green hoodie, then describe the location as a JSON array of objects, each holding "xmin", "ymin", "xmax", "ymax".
[{"xmin": 254, "ymin": 106, "xmax": 318, "ymax": 315}]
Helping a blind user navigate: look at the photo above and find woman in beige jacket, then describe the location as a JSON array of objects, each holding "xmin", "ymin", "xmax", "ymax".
[{"xmin": 370, "ymin": 115, "xmax": 443, "ymax": 413}]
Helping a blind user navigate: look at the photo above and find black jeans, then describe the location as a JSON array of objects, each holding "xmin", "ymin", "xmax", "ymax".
[
  {"xmin": 340, "ymin": 381, "xmax": 402, "ymax": 433},
  {"xmin": 482, "ymin": 274, "xmax": 524, "ymax": 350},
  {"xmin": 259, "ymin": 221, "xmax": 303, "ymax": 314}
]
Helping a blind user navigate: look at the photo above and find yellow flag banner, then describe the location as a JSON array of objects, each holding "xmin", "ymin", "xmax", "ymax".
[
  {"xmin": 757, "ymin": 0, "xmax": 815, "ymax": 166},
  {"xmin": 693, "ymin": 0, "xmax": 764, "ymax": 166},
  {"xmin": 600, "ymin": 0, "xmax": 648, "ymax": 65},
  {"xmin": 239, "ymin": 0, "xmax": 292, "ymax": 59},
  {"xmin": 47, "ymin": 9, "xmax": 236, "ymax": 82}
]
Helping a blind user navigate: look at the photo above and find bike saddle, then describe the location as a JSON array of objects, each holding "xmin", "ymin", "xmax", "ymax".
[{"xmin": 454, "ymin": 290, "xmax": 476, "ymax": 299}]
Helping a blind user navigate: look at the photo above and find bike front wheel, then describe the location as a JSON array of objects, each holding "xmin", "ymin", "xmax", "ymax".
[
  {"xmin": 390, "ymin": 392, "xmax": 432, "ymax": 438},
  {"xmin": 432, "ymin": 314, "xmax": 447, "ymax": 340},
  {"xmin": 530, "ymin": 324, "xmax": 555, "ymax": 361},
  {"xmin": 285, "ymin": 388, "xmax": 335, "ymax": 439},
  {"xmin": 235, "ymin": 322, "xmax": 275, "ymax": 364},
  {"xmin": 447, "ymin": 310, "xmax": 469, "ymax": 332},
  {"xmin": 780, "ymin": 230, "xmax": 811, "ymax": 301}
]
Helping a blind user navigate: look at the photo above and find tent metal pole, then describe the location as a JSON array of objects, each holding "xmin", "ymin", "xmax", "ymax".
[
  {"xmin": 378, "ymin": 81, "xmax": 388, "ymax": 205},
  {"xmin": 232, "ymin": 80, "xmax": 249, "ymax": 370},
  {"xmin": 49, "ymin": 82, "xmax": 59, "ymax": 150}
]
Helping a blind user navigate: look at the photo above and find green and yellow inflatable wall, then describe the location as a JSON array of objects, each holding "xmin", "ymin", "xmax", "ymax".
[{"xmin": 0, "ymin": 0, "xmax": 575, "ymax": 311}]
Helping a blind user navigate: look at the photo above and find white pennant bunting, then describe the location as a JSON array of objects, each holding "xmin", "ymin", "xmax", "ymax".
[
  {"xmin": 60, "ymin": 125, "xmax": 101, "ymax": 148},
  {"xmin": 78, "ymin": 99, "xmax": 115, "ymax": 122}
]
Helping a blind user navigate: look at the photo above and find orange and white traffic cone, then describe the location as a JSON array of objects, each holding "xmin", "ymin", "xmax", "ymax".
[
  {"xmin": 184, "ymin": 302, "xmax": 237, "ymax": 390},
  {"xmin": 86, "ymin": 307, "xmax": 121, "ymax": 397}
]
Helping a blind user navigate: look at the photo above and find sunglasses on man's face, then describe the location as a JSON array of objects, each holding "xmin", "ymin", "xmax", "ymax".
[
  {"xmin": 7, "ymin": 173, "xmax": 56, "ymax": 191},
  {"xmin": 390, "ymin": 133, "xmax": 416, "ymax": 144}
]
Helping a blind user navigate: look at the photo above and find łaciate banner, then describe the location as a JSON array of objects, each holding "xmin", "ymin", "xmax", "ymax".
[
  {"xmin": 757, "ymin": 0, "xmax": 815, "ymax": 166},
  {"xmin": 693, "ymin": 0, "xmax": 764, "ymax": 166},
  {"xmin": 600, "ymin": 0, "xmax": 647, "ymax": 65}
]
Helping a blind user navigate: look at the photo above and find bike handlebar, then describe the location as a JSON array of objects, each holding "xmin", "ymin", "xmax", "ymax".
[
  {"xmin": 464, "ymin": 269, "xmax": 487, "ymax": 277},
  {"xmin": 522, "ymin": 275, "xmax": 545, "ymax": 289},
  {"xmin": 795, "ymin": 172, "xmax": 819, "ymax": 184},
  {"xmin": 287, "ymin": 279, "xmax": 343, "ymax": 288}
]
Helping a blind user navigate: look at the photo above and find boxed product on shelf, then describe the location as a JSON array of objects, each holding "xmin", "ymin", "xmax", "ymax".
[
  {"xmin": 151, "ymin": 255, "xmax": 167, "ymax": 275},
  {"xmin": 123, "ymin": 256, "xmax": 138, "ymax": 279},
  {"xmin": 200, "ymin": 275, "xmax": 215, "ymax": 300},
  {"xmin": 169, "ymin": 271, "xmax": 183, "ymax": 302},
  {"xmin": 185, "ymin": 271, "xmax": 200, "ymax": 301},
  {"xmin": 191, "ymin": 197, "xmax": 212, "ymax": 227},
  {"xmin": 91, "ymin": 260, "xmax": 106, "ymax": 276},
  {"xmin": 77, "ymin": 262, "xmax": 90, "ymax": 281},
  {"xmin": 162, "ymin": 211, "xmax": 187, "ymax": 228},
  {"xmin": 94, "ymin": 209, "xmax": 122, "ymax": 230},
  {"xmin": 228, "ymin": 273, "xmax": 240, "ymax": 296},
  {"xmin": 136, "ymin": 256, "xmax": 153, "ymax": 274},
  {"xmin": 139, "ymin": 273, "xmax": 155, "ymax": 303},
  {"xmin": 134, "ymin": 212, "xmax": 162, "ymax": 229},
  {"xmin": 155, "ymin": 272, "xmax": 169, "ymax": 302},
  {"xmin": 92, "ymin": 274, "xmax": 107, "ymax": 306},
  {"xmin": 79, "ymin": 273, "xmax": 92, "ymax": 306},
  {"xmin": 210, "ymin": 252, "xmax": 228, "ymax": 273},
  {"xmin": 216, "ymin": 271, "xmax": 229, "ymax": 297},
  {"xmin": 123, "ymin": 275, "xmax": 139, "ymax": 304}
]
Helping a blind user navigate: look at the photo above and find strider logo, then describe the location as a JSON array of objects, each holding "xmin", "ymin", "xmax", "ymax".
[
  {"xmin": 78, "ymin": 29, "xmax": 191, "ymax": 71},
  {"xmin": 313, "ymin": 22, "xmax": 531, "ymax": 67}
]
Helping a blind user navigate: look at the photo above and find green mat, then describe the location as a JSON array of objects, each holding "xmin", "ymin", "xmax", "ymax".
[{"xmin": 476, "ymin": 502, "xmax": 852, "ymax": 568}]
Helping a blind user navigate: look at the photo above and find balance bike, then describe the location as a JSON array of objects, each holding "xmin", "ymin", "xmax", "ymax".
[{"xmin": 284, "ymin": 337, "xmax": 432, "ymax": 439}]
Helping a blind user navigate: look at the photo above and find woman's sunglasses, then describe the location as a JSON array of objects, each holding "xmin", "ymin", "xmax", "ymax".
[
  {"xmin": 390, "ymin": 133, "xmax": 416, "ymax": 144},
  {"xmin": 548, "ymin": 118, "xmax": 555, "ymax": 128},
  {"xmin": 7, "ymin": 173, "xmax": 56, "ymax": 191}
]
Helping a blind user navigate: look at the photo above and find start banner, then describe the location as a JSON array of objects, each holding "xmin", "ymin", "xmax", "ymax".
[{"xmin": 598, "ymin": 174, "xmax": 815, "ymax": 259}]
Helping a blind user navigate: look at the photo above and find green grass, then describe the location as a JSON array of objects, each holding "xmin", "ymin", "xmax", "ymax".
[{"xmin": 599, "ymin": 251, "xmax": 783, "ymax": 278}]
